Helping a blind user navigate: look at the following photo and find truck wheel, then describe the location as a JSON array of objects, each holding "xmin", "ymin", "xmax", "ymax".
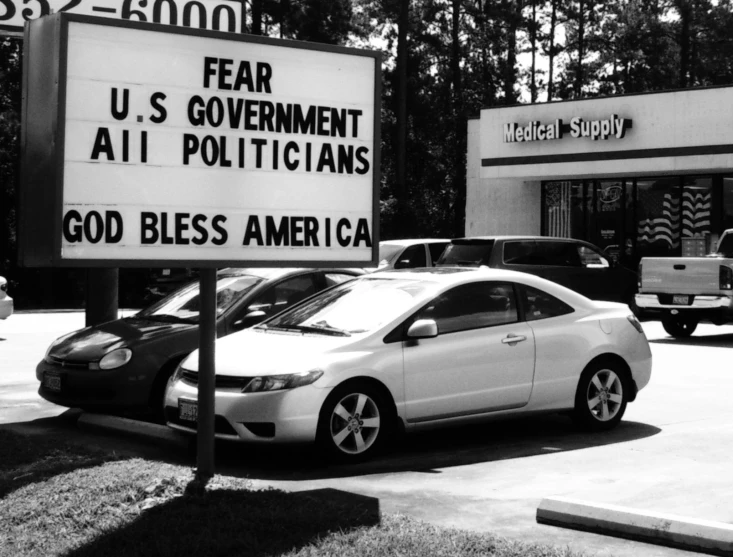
[{"xmin": 662, "ymin": 316, "xmax": 697, "ymax": 338}]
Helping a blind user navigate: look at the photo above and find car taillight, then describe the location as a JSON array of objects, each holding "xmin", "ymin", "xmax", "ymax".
[{"xmin": 720, "ymin": 265, "xmax": 733, "ymax": 290}]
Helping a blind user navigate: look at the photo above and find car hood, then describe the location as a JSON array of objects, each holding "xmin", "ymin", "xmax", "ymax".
[
  {"xmin": 183, "ymin": 328, "xmax": 354, "ymax": 376},
  {"xmin": 48, "ymin": 317, "xmax": 196, "ymax": 361}
]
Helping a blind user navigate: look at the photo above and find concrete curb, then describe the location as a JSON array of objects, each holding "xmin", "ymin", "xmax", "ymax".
[
  {"xmin": 77, "ymin": 413, "xmax": 189, "ymax": 449},
  {"xmin": 537, "ymin": 497, "xmax": 733, "ymax": 556}
]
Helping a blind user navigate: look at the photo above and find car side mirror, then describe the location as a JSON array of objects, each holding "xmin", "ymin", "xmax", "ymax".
[
  {"xmin": 394, "ymin": 258, "xmax": 411, "ymax": 269},
  {"xmin": 233, "ymin": 310, "xmax": 267, "ymax": 330},
  {"xmin": 406, "ymin": 319, "xmax": 438, "ymax": 339}
]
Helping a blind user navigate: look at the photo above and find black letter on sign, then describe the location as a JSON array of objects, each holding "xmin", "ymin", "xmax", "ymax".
[
  {"xmin": 111, "ymin": 88, "xmax": 129, "ymax": 121},
  {"xmin": 337, "ymin": 218, "xmax": 351, "ymax": 247},
  {"xmin": 211, "ymin": 215, "xmax": 228, "ymax": 245},
  {"xmin": 62, "ymin": 210, "xmax": 83, "ymax": 243},
  {"xmin": 150, "ymin": 92, "xmax": 167, "ymax": 123},
  {"xmin": 141, "ymin": 212, "xmax": 159, "ymax": 244},
  {"xmin": 192, "ymin": 214, "xmax": 208, "ymax": 245},
  {"xmin": 355, "ymin": 146, "xmax": 370, "ymax": 175},
  {"xmin": 84, "ymin": 211, "xmax": 104, "ymax": 244},
  {"xmin": 353, "ymin": 218, "xmax": 372, "ymax": 247},
  {"xmin": 106, "ymin": 211, "xmax": 123, "ymax": 243},
  {"xmin": 183, "ymin": 134, "xmax": 199, "ymax": 165},
  {"xmin": 243, "ymin": 216, "xmax": 263, "ymax": 246},
  {"xmin": 90, "ymin": 128, "xmax": 115, "ymax": 161}
]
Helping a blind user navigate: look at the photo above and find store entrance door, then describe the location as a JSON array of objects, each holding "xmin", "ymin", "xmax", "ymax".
[{"xmin": 591, "ymin": 181, "xmax": 626, "ymax": 265}]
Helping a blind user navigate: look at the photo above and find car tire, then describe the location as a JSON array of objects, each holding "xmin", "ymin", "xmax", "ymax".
[
  {"xmin": 662, "ymin": 316, "xmax": 697, "ymax": 338},
  {"xmin": 316, "ymin": 382, "xmax": 392, "ymax": 463},
  {"xmin": 572, "ymin": 360, "xmax": 628, "ymax": 431}
]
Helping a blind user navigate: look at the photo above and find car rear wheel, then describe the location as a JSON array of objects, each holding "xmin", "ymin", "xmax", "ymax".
[
  {"xmin": 316, "ymin": 382, "xmax": 391, "ymax": 463},
  {"xmin": 573, "ymin": 361, "xmax": 628, "ymax": 431},
  {"xmin": 662, "ymin": 315, "xmax": 697, "ymax": 338}
]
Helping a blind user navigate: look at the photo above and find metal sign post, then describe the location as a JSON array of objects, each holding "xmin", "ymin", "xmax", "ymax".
[{"xmin": 196, "ymin": 268, "xmax": 217, "ymax": 481}]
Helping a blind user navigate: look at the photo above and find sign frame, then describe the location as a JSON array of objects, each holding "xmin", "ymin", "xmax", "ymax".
[{"xmin": 19, "ymin": 12, "xmax": 381, "ymax": 269}]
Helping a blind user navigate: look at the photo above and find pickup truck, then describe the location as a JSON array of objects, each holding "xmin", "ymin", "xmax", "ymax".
[{"xmin": 635, "ymin": 229, "xmax": 733, "ymax": 337}]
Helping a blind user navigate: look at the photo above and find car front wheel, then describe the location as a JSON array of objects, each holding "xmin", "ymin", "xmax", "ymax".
[
  {"xmin": 573, "ymin": 361, "xmax": 628, "ymax": 431},
  {"xmin": 316, "ymin": 383, "xmax": 390, "ymax": 462},
  {"xmin": 662, "ymin": 315, "xmax": 697, "ymax": 338}
]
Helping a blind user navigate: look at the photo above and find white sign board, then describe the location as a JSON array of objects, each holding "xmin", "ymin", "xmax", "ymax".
[{"xmin": 21, "ymin": 15, "xmax": 380, "ymax": 267}]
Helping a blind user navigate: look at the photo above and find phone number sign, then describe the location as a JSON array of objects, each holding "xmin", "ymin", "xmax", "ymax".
[
  {"xmin": 19, "ymin": 13, "xmax": 380, "ymax": 268},
  {"xmin": 1, "ymin": 0, "xmax": 247, "ymax": 36}
]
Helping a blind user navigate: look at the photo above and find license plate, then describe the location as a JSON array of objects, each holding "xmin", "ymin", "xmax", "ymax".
[
  {"xmin": 672, "ymin": 295, "xmax": 689, "ymax": 305},
  {"xmin": 43, "ymin": 372, "xmax": 61, "ymax": 392},
  {"xmin": 179, "ymin": 399, "xmax": 198, "ymax": 422}
]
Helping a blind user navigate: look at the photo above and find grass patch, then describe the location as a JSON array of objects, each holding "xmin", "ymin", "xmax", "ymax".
[{"xmin": 0, "ymin": 429, "xmax": 586, "ymax": 557}]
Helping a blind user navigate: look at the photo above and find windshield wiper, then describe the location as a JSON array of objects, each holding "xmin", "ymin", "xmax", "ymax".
[{"xmin": 264, "ymin": 323, "xmax": 350, "ymax": 337}]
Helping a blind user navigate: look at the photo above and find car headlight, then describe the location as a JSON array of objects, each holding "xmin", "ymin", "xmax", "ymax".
[
  {"xmin": 89, "ymin": 348, "xmax": 133, "ymax": 370},
  {"xmin": 241, "ymin": 369, "xmax": 324, "ymax": 393}
]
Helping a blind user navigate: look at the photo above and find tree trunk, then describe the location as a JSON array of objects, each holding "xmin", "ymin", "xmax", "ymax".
[
  {"xmin": 547, "ymin": 0, "xmax": 557, "ymax": 101},
  {"xmin": 530, "ymin": 0, "xmax": 537, "ymax": 103},
  {"xmin": 576, "ymin": 0, "xmax": 585, "ymax": 97},
  {"xmin": 678, "ymin": 0, "xmax": 691, "ymax": 87},
  {"xmin": 395, "ymin": 0, "xmax": 410, "ymax": 236},
  {"xmin": 251, "ymin": 0, "xmax": 262, "ymax": 35},
  {"xmin": 452, "ymin": 0, "xmax": 466, "ymax": 236},
  {"xmin": 504, "ymin": 0, "xmax": 520, "ymax": 104}
]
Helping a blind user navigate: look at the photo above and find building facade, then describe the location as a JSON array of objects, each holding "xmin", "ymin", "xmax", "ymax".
[{"xmin": 466, "ymin": 86, "xmax": 733, "ymax": 270}]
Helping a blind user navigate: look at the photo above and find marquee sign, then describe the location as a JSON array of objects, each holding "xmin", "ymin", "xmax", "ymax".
[
  {"xmin": 1, "ymin": 0, "xmax": 248, "ymax": 36},
  {"xmin": 19, "ymin": 13, "xmax": 380, "ymax": 267}
]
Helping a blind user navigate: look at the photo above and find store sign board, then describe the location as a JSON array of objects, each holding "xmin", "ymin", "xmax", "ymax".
[
  {"xmin": 1, "ymin": 0, "xmax": 248, "ymax": 36},
  {"xmin": 503, "ymin": 115, "xmax": 632, "ymax": 143},
  {"xmin": 19, "ymin": 13, "xmax": 380, "ymax": 267}
]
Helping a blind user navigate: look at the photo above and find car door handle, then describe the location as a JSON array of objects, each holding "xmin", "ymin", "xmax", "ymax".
[{"xmin": 501, "ymin": 334, "xmax": 527, "ymax": 345}]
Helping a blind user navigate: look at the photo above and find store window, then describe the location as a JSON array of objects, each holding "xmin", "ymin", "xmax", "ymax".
[
  {"xmin": 722, "ymin": 177, "xmax": 733, "ymax": 231},
  {"xmin": 543, "ymin": 181, "xmax": 585, "ymax": 238},
  {"xmin": 636, "ymin": 177, "xmax": 681, "ymax": 259}
]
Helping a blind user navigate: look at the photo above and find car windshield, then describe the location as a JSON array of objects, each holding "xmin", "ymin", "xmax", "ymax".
[
  {"xmin": 262, "ymin": 278, "xmax": 436, "ymax": 336},
  {"xmin": 715, "ymin": 233, "xmax": 733, "ymax": 257},
  {"xmin": 138, "ymin": 274, "xmax": 264, "ymax": 323},
  {"xmin": 437, "ymin": 240, "xmax": 494, "ymax": 266},
  {"xmin": 378, "ymin": 243, "xmax": 404, "ymax": 264}
]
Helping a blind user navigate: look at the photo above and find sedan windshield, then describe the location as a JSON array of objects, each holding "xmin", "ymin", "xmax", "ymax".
[
  {"xmin": 138, "ymin": 275, "xmax": 263, "ymax": 323},
  {"xmin": 263, "ymin": 278, "xmax": 436, "ymax": 335}
]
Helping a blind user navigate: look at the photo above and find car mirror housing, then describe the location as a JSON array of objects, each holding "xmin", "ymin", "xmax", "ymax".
[
  {"xmin": 406, "ymin": 319, "xmax": 438, "ymax": 339},
  {"xmin": 234, "ymin": 310, "xmax": 267, "ymax": 330}
]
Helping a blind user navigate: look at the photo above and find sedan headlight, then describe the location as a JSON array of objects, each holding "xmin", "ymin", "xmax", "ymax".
[
  {"xmin": 90, "ymin": 348, "xmax": 133, "ymax": 370},
  {"xmin": 242, "ymin": 369, "xmax": 324, "ymax": 393}
]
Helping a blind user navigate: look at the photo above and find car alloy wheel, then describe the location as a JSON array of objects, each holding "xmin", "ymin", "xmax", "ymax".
[
  {"xmin": 317, "ymin": 382, "xmax": 390, "ymax": 462},
  {"xmin": 573, "ymin": 361, "xmax": 628, "ymax": 431}
]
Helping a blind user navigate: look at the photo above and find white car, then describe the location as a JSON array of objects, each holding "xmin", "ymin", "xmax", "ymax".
[
  {"xmin": 0, "ymin": 276, "xmax": 13, "ymax": 319},
  {"xmin": 375, "ymin": 239, "xmax": 450, "ymax": 270},
  {"xmin": 165, "ymin": 268, "xmax": 652, "ymax": 462}
]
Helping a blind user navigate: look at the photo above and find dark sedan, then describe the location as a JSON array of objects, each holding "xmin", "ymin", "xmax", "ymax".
[{"xmin": 37, "ymin": 267, "xmax": 362, "ymax": 421}]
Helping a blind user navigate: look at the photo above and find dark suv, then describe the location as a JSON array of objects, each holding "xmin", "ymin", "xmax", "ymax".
[{"xmin": 436, "ymin": 236, "xmax": 638, "ymax": 310}]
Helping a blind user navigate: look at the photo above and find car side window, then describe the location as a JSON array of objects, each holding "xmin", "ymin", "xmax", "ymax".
[
  {"xmin": 395, "ymin": 244, "xmax": 427, "ymax": 269},
  {"xmin": 247, "ymin": 274, "xmax": 318, "ymax": 318},
  {"xmin": 324, "ymin": 273, "xmax": 357, "ymax": 288},
  {"xmin": 503, "ymin": 241, "xmax": 537, "ymax": 264},
  {"xmin": 535, "ymin": 241, "xmax": 583, "ymax": 267},
  {"xmin": 521, "ymin": 285, "xmax": 574, "ymax": 321},
  {"xmin": 416, "ymin": 282, "xmax": 518, "ymax": 334},
  {"xmin": 428, "ymin": 242, "xmax": 449, "ymax": 265},
  {"xmin": 577, "ymin": 245, "xmax": 610, "ymax": 268}
]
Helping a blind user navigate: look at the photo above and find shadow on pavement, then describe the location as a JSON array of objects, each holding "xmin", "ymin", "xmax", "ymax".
[
  {"xmin": 64, "ymin": 486, "xmax": 379, "ymax": 557},
  {"xmin": 649, "ymin": 332, "xmax": 733, "ymax": 348},
  {"xmin": 210, "ymin": 414, "xmax": 661, "ymax": 481}
]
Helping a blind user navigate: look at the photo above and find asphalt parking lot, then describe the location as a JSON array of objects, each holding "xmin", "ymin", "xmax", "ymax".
[{"xmin": 2, "ymin": 311, "xmax": 733, "ymax": 556}]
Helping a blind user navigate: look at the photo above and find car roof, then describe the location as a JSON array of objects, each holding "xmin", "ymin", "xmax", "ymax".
[
  {"xmin": 450, "ymin": 235, "xmax": 592, "ymax": 243},
  {"xmin": 364, "ymin": 266, "xmax": 596, "ymax": 308},
  {"xmin": 218, "ymin": 268, "xmax": 362, "ymax": 280},
  {"xmin": 380, "ymin": 238, "xmax": 450, "ymax": 247}
]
